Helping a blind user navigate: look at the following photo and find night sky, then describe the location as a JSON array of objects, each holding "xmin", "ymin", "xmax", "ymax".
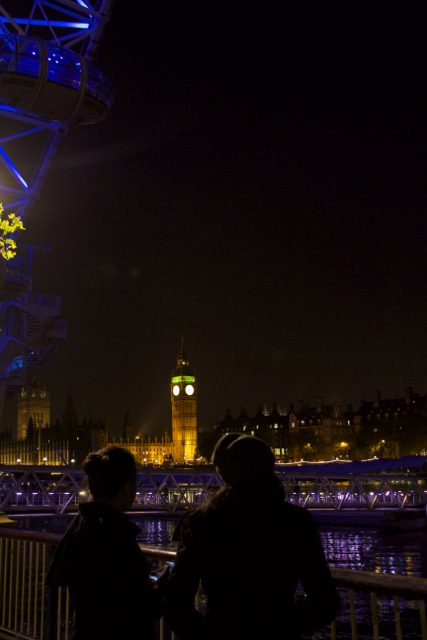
[{"xmin": 4, "ymin": 1, "xmax": 427, "ymax": 438}]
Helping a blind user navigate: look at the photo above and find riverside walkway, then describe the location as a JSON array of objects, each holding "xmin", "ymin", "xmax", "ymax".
[{"xmin": 0, "ymin": 527, "xmax": 426, "ymax": 640}]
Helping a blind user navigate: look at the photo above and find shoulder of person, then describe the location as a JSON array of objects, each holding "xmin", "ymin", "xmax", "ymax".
[
  {"xmin": 281, "ymin": 500, "xmax": 317, "ymax": 529},
  {"xmin": 177, "ymin": 507, "xmax": 213, "ymax": 542}
]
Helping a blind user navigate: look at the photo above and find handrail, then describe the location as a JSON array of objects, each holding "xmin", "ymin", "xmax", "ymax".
[
  {"xmin": 0, "ymin": 528, "xmax": 426, "ymax": 601},
  {"xmin": 0, "ymin": 528, "xmax": 63, "ymax": 545},
  {"xmin": 0, "ymin": 528, "xmax": 426, "ymax": 640},
  {"xmin": 331, "ymin": 568, "xmax": 427, "ymax": 600},
  {"xmin": 138, "ymin": 544, "xmax": 176, "ymax": 562}
]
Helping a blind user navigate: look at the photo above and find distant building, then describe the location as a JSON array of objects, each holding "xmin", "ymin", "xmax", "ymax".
[
  {"xmin": 0, "ymin": 382, "xmax": 108, "ymax": 465},
  {"xmin": 216, "ymin": 404, "xmax": 289, "ymax": 461},
  {"xmin": 288, "ymin": 397, "xmax": 359, "ymax": 460},
  {"xmin": 17, "ymin": 377, "xmax": 50, "ymax": 440},
  {"xmin": 0, "ymin": 340, "xmax": 197, "ymax": 466},
  {"xmin": 171, "ymin": 339, "xmax": 198, "ymax": 461},
  {"xmin": 355, "ymin": 387, "xmax": 427, "ymax": 422},
  {"xmin": 353, "ymin": 387, "xmax": 427, "ymax": 457},
  {"xmin": 216, "ymin": 397, "xmax": 360, "ymax": 462},
  {"xmin": 0, "ymin": 435, "xmax": 69, "ymax": 465},
  {"xmin": 113, "ymin": 338, "xmax": 197, "ymax": 464}
]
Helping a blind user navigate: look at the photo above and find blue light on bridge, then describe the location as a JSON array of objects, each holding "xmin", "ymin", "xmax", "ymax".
[
  {"xmin": 0, "ymin": 19, "xmax": 90, "ymax": 30},
  {"xmin": 7, "ymin": 355, "xmax": 23, "ymax": 374},
  {"xmin": 0, "ymin": 147, "xmax": 28, "ymax": 189}
]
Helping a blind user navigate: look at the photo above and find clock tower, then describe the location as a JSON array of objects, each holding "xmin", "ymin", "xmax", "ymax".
[{"xmin": 171, "ymin": 339, "xmax": 197, "ymax": 463}]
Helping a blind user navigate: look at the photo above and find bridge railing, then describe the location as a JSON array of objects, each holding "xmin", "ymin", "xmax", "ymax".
[
  {"xmin": 0, "ymin": 528, "xmax": 426, "ymax": 640},
  {"xmin": 1, "ymin": 465, "xmax": 426, "ymax": 514}
]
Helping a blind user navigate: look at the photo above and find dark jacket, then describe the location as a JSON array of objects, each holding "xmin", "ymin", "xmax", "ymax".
[
  {"xmin": 164, "ymin": 482, "xmax": 340, "ymax": 640},
  {"xmin": 46, "ymin": 502, "xmax": 163, "ymax": 640}
]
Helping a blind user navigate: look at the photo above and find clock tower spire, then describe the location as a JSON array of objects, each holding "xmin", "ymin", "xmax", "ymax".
[{"xmin": 171, "ymin": 338, "xmax": 197, "ymax": 463}]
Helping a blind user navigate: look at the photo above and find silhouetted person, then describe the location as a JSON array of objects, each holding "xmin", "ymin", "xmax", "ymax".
[
  {"xmin": 46, "ymin": 446, "xmax": 168, "ymax": 640},
  {"xmin": 165, "ymin": 434, "xmax": 340, "ymax": 640}
]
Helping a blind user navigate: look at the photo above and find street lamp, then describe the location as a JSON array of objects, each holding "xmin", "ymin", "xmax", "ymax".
[
  {"xmin": 16, "ymin": 459, "xmax": 21, "ymax": 464},
  {"xmin": 43, "ymin": 457, "xmax": 47, "ymax": 464}
]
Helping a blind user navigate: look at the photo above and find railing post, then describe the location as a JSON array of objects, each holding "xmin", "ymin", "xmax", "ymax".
[
  {"xmin": 419, "ymin": 600, "xmax": 427, "ymax": 640},
  {"xmin": 45, "ymin": 585, "xmax": 57, "ymax": 640},
  {"xmin": 394, "ymin": 596, "xmax": 403, "ymax": 640},
  {"xmin": 370, "ymin": 592, "xmax": 379, "ymax": 640},
  {"xmin": 45, "ymin": 544, "xmax": 56, "ymax": 640},
  {"xmin": 349, "ymin": 588, "xmax": 357, "ymax": 640}
]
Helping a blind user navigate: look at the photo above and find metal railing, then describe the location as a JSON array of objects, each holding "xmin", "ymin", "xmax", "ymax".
[
  {"xmin": 0, "ymin": 529, "xmax": 61, "ymax": 640},
  {"xmin": 15, "ymin": 293, "xmax": 61, "ymax": 311},
  {"xmin": 0, "ymin": 528, "xmax": 426, "ymax": 640}
]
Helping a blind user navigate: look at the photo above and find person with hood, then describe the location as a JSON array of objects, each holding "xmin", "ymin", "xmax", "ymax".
[
  {"xmin": 164, "ymin": 434, "xmax": 340, "ymax": 640},
  {"xmin": 46, "ymin": 445, "xmax": 168, "ymax": 640}
]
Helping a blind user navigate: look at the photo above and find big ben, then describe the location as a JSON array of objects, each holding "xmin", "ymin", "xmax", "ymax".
[{"xmin": 171, "ymin": 339, "xmax": 197, "ymax": 463}]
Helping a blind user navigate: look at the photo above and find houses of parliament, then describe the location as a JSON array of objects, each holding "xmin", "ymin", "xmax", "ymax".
[{"xmin": 0, "ymin": 341, "xmax": 198, "ymax": 466}]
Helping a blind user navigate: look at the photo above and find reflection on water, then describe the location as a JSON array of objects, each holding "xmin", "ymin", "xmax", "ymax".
[
  {"xmin": 16, "ymin": 515, "xmax": 427, "ymax": 578},
  {"xmin": 15, "ymin": 515, "xmax": 179, "ymax": 547},
  {"xmin": 133, "ymin": 517, "xmax": 177, "ymax": 546},
  {"xmin": 319, "ymin": 526, "xmax": 427, "ymax": 578}
]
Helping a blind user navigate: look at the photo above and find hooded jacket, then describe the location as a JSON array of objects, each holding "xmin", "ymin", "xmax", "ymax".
[
  {"xmin": 164, "ymin": 480, "xmax": 340, "ymax": 640},
  {"xmin": 46, "ymin": 502, "xmax": 162, "ymax": 640}
]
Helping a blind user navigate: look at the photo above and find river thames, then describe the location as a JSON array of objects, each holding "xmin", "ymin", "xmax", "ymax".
[{"xmin": 14, "ymin": 513, "xmax": 427, "ymax": 579}]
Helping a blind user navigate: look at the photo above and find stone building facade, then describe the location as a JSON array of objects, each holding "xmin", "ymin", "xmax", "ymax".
[
  {"xmin": 0, "ymin": 341, "xmax": 197, "ymax": 466},
  {"xmin": 17, "ymin": 377, "xmax": 51, "ymax": 440},
  {"xmin": 114, "ymin": 340, "xmax": 197, "ymax": 464},
  {"xmin": 216, "ymin": 397, "xmax": 361, "ymax": 462},
  {"xmin": 217, "ymin": 404, "xmax": 289, "ymax": 461}
]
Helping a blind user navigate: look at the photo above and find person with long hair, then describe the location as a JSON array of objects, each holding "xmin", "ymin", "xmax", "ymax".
[
  {"xmin": 164, "ymin": 434, "xmax": 340, "ymax": 640},
  {"xmin": 46, "ymin": 446, "xmax": 168, "ymax": 640}
]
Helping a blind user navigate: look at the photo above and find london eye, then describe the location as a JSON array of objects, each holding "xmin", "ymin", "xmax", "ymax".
[{"xmin": 0, "ymin": 1, "xmax": 115, "ymax": 408}]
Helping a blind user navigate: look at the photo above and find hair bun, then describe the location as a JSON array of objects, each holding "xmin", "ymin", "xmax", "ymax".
[
  {"xmin": 82, "ymin": 446, "xmax": 137, "ymax": 500},
  {"xmin": 82, "ymin": 452, "xmax": 109, "ymax": 477}
]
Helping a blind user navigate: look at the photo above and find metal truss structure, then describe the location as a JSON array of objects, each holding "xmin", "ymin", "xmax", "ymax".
[
  {"xmin": 0, "ymin": 292, "xmax": 66, "ymax": 395},
  {"xmin": 0, "ymin": 465, "xmax": 426, "ymax": 515},
  {"xmin": 0, "ymin": 465, "xmax": 224, "ymax": 514},
  {"xmin": 276, "ymin": 470, "xmax": 427, "ymax": 511},
  {"xmin": 0, "ymin": 1, "xmax": 115, "ymax": 408},
  {"xmin": 0, "ymin": 0, "xmax": 114, "ymax": 225}
]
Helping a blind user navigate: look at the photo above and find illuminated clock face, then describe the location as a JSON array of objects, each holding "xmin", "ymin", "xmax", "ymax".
[
  {"xmin": 185, "ymin": 384, "xmax": 194, "ymax": 396},
  {"xmin": 173, "ymin": 385, "xmax": 180, "ymax": 396}
]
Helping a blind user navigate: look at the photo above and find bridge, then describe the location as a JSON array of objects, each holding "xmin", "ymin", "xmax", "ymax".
[{"xmin": 0, "ymin": 462, "xmax": 426, "ymax": 516}]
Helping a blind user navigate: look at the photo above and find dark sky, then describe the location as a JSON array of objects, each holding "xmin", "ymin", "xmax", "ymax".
[{"xmin": 4, "ymin": 1, "xmax": 427, "ymax": 438}]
